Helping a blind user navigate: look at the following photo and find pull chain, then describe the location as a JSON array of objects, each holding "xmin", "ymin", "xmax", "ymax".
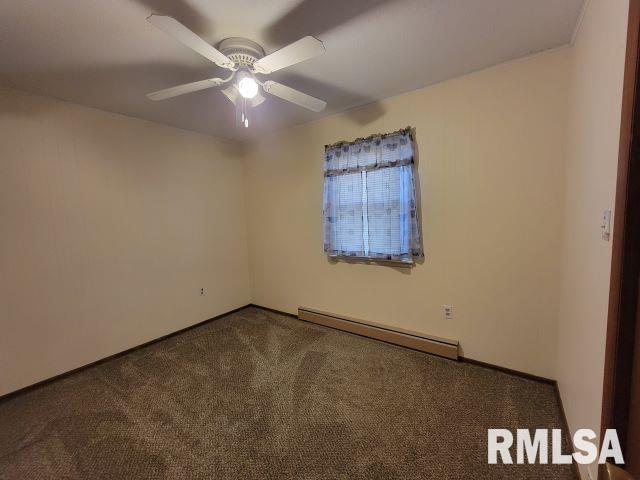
[{"xmin": 239, "ymin": 98, "xmax": 249, "ymax": 128}]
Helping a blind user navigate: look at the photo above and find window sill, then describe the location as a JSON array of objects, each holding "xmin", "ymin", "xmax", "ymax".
[{"xmin": 327, "ymin": 255, "xmax": 415, "ymax": 268}]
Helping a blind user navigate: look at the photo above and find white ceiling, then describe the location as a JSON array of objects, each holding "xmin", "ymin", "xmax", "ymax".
[{"xmin": 0, "ymin": 0, "xmax": 585, "ymax": 140}]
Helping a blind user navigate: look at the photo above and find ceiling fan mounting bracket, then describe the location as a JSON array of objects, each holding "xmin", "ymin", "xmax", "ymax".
[{"xmin": 217, "ymin": 37, "xmax": 265, "ymax": 68}]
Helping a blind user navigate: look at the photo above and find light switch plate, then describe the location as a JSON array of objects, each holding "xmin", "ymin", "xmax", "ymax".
[{"xmin": 602, "ymin": 209, "xmax": 611, "ymax": 241}]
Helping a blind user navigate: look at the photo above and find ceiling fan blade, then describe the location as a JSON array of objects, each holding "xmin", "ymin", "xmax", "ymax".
[
  {"xmin": 147, "ymin": 15, "xmax": 235, "ymax": 70},
  {"xmin": 147, "ymin": 77, "xmax": 225, "ymax": 101},
  {"xmin": 262, "ymin": 80, "xmax": 326, "ymax": 112},
  {"xmin": 252, "ymin": 36, "xmax": 325, "ymax": 74}
]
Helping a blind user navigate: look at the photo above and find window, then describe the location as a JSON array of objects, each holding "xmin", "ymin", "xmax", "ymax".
[{"xmin": 323, "ymin": 128, "xmax": 423, "ymax": 264}]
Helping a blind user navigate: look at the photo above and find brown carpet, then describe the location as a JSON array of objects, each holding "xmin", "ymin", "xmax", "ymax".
[{"xmin": 0, "ymin": 307, "xmax": 576, "ymax": 479}]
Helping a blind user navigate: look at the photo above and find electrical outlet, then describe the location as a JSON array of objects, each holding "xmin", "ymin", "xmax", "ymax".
[
  {"xmin": 200, "ymin": 288, "xmax": 205, "ymax": 296},
  {"xmin": 442, "ymin": 305, "xmax": 453, "ymax": 320}
]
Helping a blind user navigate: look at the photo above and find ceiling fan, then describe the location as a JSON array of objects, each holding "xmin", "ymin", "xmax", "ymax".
[{"xmin": 146, "ymin": 15, "xmax": 327, "ymax": 128}]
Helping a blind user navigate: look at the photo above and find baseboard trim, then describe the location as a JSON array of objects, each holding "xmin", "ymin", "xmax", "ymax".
[
  {"xmin": 0, "ymin": 303, "xmax": 251, "ymax": 402},
  {"xmin": 554, "ymin": 384, "xmax": 582, "ymax": 480},
  {"xmin": 297, "ymin": 306, "xmax": 459, "ymax": 360},
  {"xmin": 249, "ymin": 303, "xmax": 298, "ymax": 319},
  {"xmin": 460, "ymin": 356, "xmax": 556, "ymax": 385}
]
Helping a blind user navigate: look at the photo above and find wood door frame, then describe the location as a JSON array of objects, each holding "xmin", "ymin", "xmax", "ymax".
[{"xmin": 600, "ymin": 0, "xmax": 640, "ymax": 477}]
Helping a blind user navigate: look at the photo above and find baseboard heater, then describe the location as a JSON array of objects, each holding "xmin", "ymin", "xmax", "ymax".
[{"xmin": 297, "ymin": 307, "xmax": 459, "ymax": 360}]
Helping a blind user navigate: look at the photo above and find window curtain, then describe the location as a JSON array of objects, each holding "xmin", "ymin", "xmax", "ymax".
[{"xmin": 323, "ymin": 127, "xmax": 423, "ymax": 263}]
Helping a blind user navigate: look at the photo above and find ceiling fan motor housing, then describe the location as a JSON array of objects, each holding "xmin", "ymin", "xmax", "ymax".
[{"xmin": 217, "ymin": 37, "xmax": 265, "ymax": 68}]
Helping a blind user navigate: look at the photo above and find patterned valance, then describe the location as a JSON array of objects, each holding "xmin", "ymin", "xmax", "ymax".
[{"xmin": 324, "ymin": 127, "xmax": 413, "ymax": 177}]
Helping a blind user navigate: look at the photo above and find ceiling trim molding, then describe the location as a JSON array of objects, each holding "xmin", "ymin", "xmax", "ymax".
[{"xmin": 570, "ymin": 0, "xmax": 591, "ymax": 45}]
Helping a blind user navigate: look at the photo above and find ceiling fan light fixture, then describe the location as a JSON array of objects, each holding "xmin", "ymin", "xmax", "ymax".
[{"xmin": 237, "ymin": 75, "xmax": 258, "ymax": 99}]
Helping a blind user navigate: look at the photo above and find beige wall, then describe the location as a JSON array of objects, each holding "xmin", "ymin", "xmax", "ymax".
[
  {"xmin": 557, "ymin": 0, "xmax": 628, "ymax": 478},
  {"xmin": 243, "ymin": 49, "xmax": 570, "ymax": 379},
  {"xmin": 0, "ymin": 86, "xmax": 251, "ymax": 396}
]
